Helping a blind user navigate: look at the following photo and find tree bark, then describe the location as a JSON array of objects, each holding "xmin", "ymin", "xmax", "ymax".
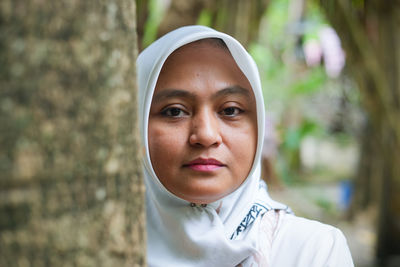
[
  {"xmin": 0, "ymin": 1, "xmax": 145, "ymax": 266},
  {"xmin": 320, "ymin": 0, "xmax": 400, "ymax": 265},
  {"xmin": 205, "ymin": 0, "xmax": 269, "ymax": 47},
  {"xmin": 137, "ymin": 0, "xmax": 269, "ymax": 50}
]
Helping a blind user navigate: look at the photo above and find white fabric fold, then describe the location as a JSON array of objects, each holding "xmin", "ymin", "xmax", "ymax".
[{"xmin": 137, "ymin": 25, "xmax": 290, "ymax": 267}]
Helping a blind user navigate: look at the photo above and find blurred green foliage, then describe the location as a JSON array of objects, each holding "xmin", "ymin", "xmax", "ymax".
[
  {"xmin": 249, "ymin": 0, "xmax": 329, "ymax": 108},
  {"xmin": 249, "ymin": 0, "xmax": 357, "ymax": 183},
  {"xmin": 197, "ymin": 9, "xmax": 213, "ymax": 27},
  {"xmin": 142, "ymin": 0, "xmax": 167, "ymax": 48}
]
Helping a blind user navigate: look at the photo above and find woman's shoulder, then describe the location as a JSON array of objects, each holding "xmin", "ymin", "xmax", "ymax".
[
  {"xmin": 266, "ymin": 212, "xmax": 354, "ymax": 266},
  {"xmin": 277, "ymin": 213, "xmax": 344, "ymax": 242}
]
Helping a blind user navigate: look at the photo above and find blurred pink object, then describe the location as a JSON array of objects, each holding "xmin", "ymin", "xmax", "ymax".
[
  {"xmin": 303, "ymin": 26, "xmax": 345, "ymax": 78},
  {"xmin": 319, "ymin": 26, "xmax": 345, "ymax": 78},
  {"xmin": 304, "ymin": 39, "xmax": 322, "ymax": 67}
]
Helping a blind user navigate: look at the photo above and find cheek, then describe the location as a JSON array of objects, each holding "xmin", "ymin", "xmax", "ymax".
[
  {"xmin": 235, "ymin": 130, "xmax": 257, "ymax": 161},
  {"xmin": 222, "ymin": 121, "xmax": 258, "ymax": 174},
  {"xmin": 224, "ymin": 122, "xmax": 257, "ymax": 152},
  {"xmin": 148, "ymin": 124, "xmax": 186, "ymax": 169}
]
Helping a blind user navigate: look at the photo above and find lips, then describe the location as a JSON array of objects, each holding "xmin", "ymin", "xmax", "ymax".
[{"xmin": 183, "ymin": 158, "xmax": 225, "ymax": 172}]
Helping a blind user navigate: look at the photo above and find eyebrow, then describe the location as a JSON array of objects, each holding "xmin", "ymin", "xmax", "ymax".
[
  {"xmin": 214, "ymin": 85, "xmax": 251, "ymax": 99},
  {"xmin": 152, "ymin": 89, "xmax": 197, "ymax": 103},
  {"xmin": 152, "ymin": 85, "xmax": 251, "ymax": 103}
]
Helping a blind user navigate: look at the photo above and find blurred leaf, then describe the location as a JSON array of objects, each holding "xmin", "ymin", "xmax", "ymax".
[
  {"xmin": 142, "ymin": 0, "xmax": 167, "ymax": 48},
  {"xmin": 197, "ymin": 9, "xmax": 212, "ymax": 27},
  {"xmin": 283, "ymin": 120, "xmax": 320, "ymax": 150},
  {"xmin": 291, "ymin": 68, "xmax": 326, "ymax": 95}
]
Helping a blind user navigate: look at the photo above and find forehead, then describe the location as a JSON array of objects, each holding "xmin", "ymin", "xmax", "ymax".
[
  {"xmin": 155, "ymin": 39, "xmax": 252, "ymax": 92},
  {"xmin": 161, "ymin": 39, "xmax": 230, "ymax": 67}
]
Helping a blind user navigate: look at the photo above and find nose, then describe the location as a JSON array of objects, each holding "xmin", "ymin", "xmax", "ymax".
[{"xmin": 189, "ymin": 109, "xmax": 222, "ymax": 147}]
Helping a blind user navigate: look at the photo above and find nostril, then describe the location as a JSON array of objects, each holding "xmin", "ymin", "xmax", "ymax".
[{"xmin": 189, "ymin": 132, "xmax": 222, "ymax": 147}]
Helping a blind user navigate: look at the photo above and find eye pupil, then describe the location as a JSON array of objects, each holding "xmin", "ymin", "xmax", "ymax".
[
  {"xmin": 170, "ymin": 108, "xmax": 181, "ymax": 116},
  {"xmin": 225, "ymin": 107, "xmax": 235, "ymax": 115}
]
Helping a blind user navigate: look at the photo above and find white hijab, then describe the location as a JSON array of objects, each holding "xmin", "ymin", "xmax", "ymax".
[{"xmin": 137, "ymin": 25, "xmax": 289, "ymax": 267}]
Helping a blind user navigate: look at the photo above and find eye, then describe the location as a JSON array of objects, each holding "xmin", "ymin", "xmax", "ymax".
[
  {"xmin": 161, "ymin": 107, "xmax": 187, "ymax": 117},
  {"xmin": 220, "ymin": 106, "xmax": 243, "ymax": 117}
]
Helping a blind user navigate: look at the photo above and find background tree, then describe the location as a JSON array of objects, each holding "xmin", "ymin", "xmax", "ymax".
[
  {"xmin": 320, "ymin": 0, "xmax": 400, "ymax": 265},
  {"xmin": 137, "ymin": 0, "xmax": 269, "ymax": 50},
  {"xmin": 0, "ymin": 1, "xmax": 145, "ymax": 266}
]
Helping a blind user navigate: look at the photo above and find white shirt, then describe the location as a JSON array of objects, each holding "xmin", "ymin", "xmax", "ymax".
[{"xmin": 270, "ymin": 213, "xmax": 354, "ymax": 267}]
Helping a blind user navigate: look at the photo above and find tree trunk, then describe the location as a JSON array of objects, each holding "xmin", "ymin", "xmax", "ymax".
[
  {"xmin": 0, "ymin": 1, "xmax": 145, "ymax": 266},
  {"xmin": 137, "ymin": 0, "xmax": 269, "ymax": 50},
  {"xmin": 320, "ymin": 0, "xmax": 400, "ymax": 265},
  {"xmin": 207, "ymin": 0, "xmax": 269, "ymax": 47}
]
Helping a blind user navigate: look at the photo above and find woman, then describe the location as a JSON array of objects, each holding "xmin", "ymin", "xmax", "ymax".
[{"xmin": 137, "ymin": 25, "xmax": 353, "ymax": 267}]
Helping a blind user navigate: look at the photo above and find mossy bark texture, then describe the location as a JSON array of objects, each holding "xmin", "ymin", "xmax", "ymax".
[{"xmin": 0, "ymin": 1, "xmax": 145, "ymax": 266}]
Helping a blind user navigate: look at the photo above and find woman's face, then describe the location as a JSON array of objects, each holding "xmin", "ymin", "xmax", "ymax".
[{"xmin": 148, "ymin": 40, "xmax": 257, "ymax": 204}]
